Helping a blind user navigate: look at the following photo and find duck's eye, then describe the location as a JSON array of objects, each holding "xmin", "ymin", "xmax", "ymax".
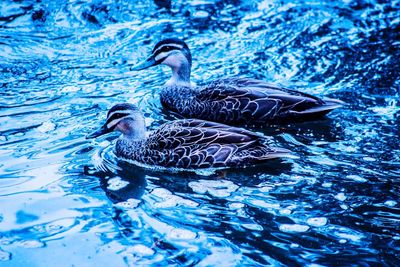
[
  {"xmin": 107, "ymin": 112, "xmax": 126, "ymax": 122},
  {"xmin": 157, "ymin": 45, "xmax": 177, "ymax": 54},
  {"xmin": 113, "ymin": 113, "xmax": 125, "ymax": 119}
]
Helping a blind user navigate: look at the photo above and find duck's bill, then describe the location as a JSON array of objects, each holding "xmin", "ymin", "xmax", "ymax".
[
  {"xmin": 130, "ymin": 55, "xmax": 159, "ymax": 71},
  {"xmin": 86, "ymin": 124, "xmax": 111, "ymax": 139}
]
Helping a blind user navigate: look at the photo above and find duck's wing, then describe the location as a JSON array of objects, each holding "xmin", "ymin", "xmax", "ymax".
[
  {"xmin": 230, "ymin": 78, "xmax": 344, "ymax": 111},
  {"xmin": 198, "ymin": 77, "xmax": 322, "ymax": 102},
  {"xmin": 196, "ymin": 77, "xmax": 342, "ymax": 121},
  {"xmin": 146, "ymin": 119, "xmax": 262, "ymax": 149},
  {"xmin": 166, "ymin": 119, "xmax": 267, "ymax": 139},
  {"xmin": 143, "ymin": 119, "xmax": 282, "ymax": 168}
]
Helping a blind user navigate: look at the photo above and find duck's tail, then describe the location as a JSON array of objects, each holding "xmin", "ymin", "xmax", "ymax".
[
  {"xmin": 260, "ymin": 147, "xmax": 292, "ymax": 160},
  {"xmin": 233, "ymin": 146, "xmax": 293, "ymax": 167},
  {"xmin": 290, "ymin": 97, "xmax": 345, "ymax": 119}
]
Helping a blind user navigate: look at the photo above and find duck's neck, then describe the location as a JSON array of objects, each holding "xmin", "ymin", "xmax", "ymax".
[{"xmin": 164, "ymin": 53, "xmax": 191, "ymax": 87}]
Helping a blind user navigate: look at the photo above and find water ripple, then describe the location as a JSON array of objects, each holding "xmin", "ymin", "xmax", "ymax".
[{"xmin": 0, "ymin": 0, "xmax": 399, "ymax": 266}]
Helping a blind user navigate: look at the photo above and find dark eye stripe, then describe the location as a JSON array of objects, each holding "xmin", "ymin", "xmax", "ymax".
[
  {"xmin": 155, "ymin": 46, "xmax": 177, "ymax": 56},
  {"xmin": 153, "ymin": 43, "xmax": 183, "ymax": 57},
  {"xmin": 106, "ymin": 112, "xmax": 128, "ymax": 125}
]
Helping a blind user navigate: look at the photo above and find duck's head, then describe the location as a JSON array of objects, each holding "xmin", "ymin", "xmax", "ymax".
[
  {"xmin": 86, "ymin": 103, "xmax": 146, "ymax": 139},
  {"xmin": 131, "ymin": 38, "xmax": 192, "ymax": 85}
]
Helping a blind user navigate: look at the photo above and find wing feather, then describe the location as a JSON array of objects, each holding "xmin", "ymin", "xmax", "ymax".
[
  {"xmin": 119, "ymin": 118, "xmax": 290, "ymax": 168},
  {"xmin": 140, "ymin": 119, "xmax": 272, "ymax": 168},
  {"xmin": 196, "ymin": 77, "xmax": 328, "ymax": 122}
]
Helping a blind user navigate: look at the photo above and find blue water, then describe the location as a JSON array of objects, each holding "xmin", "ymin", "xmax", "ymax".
[{"xmin": 1, "ymin": 0, "xmax": 399, "ymax": 265}]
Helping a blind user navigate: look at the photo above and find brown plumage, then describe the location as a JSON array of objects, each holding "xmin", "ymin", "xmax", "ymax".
[
  {"xmin": 132, "ymin": 38, "xmax": 343, "ymax": 126},
  {"xmin": 87, "ymin": 103, "xmax": 290, "ymax": 169}
]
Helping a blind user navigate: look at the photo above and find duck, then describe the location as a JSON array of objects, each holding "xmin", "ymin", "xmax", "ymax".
[
  {"xmin": 86, "ymin": 103, "xmax": 290, "ymax": 169},
  {"xmin": 130, "ymin": 38, "xmax": 343, "ymax": 126}
]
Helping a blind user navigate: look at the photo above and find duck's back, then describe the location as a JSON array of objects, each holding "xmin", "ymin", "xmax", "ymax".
[
  {"xmin": 160, "ymin": 77, "xmax": 342, "ymax": 125},
  {"xmin": 116, "ymin": 119, "xmax": 289, "ymax": 168}
]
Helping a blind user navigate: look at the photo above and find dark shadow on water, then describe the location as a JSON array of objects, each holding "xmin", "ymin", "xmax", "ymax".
[
  {"xmin": 149, "ymin": 160, "xmax": 291, "ymax": 188},
  {"xmin": 88, "ymin": 157, "xmax": 293, "ymax": 203},
  {"xmin": 86, "ymin": 162, "xmax": 147, "ymax": 203},
  {"xmin": 159, "ymin": 106, "xmax": 344, "ymax": 142},
  {"xmin": 269, "ymin": 117, "xmax": 346, "ymax": 142},
  {"xmin": 154, "ymin": 0, "xmax": 171, "ymax": 10},
  {"xmin": 88, "ymin": 158, "xmax": 300, "ymax": 265}
]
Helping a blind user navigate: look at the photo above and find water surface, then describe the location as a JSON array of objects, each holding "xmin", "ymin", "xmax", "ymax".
[{"xmin": 0, "ymin": 0, "xmax": 399, "ymax": 266}]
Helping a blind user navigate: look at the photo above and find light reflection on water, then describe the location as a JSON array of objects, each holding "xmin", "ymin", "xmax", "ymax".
[{"xmin": 0, "ymin": 0, "xmax": 399, "ymax": 266}]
